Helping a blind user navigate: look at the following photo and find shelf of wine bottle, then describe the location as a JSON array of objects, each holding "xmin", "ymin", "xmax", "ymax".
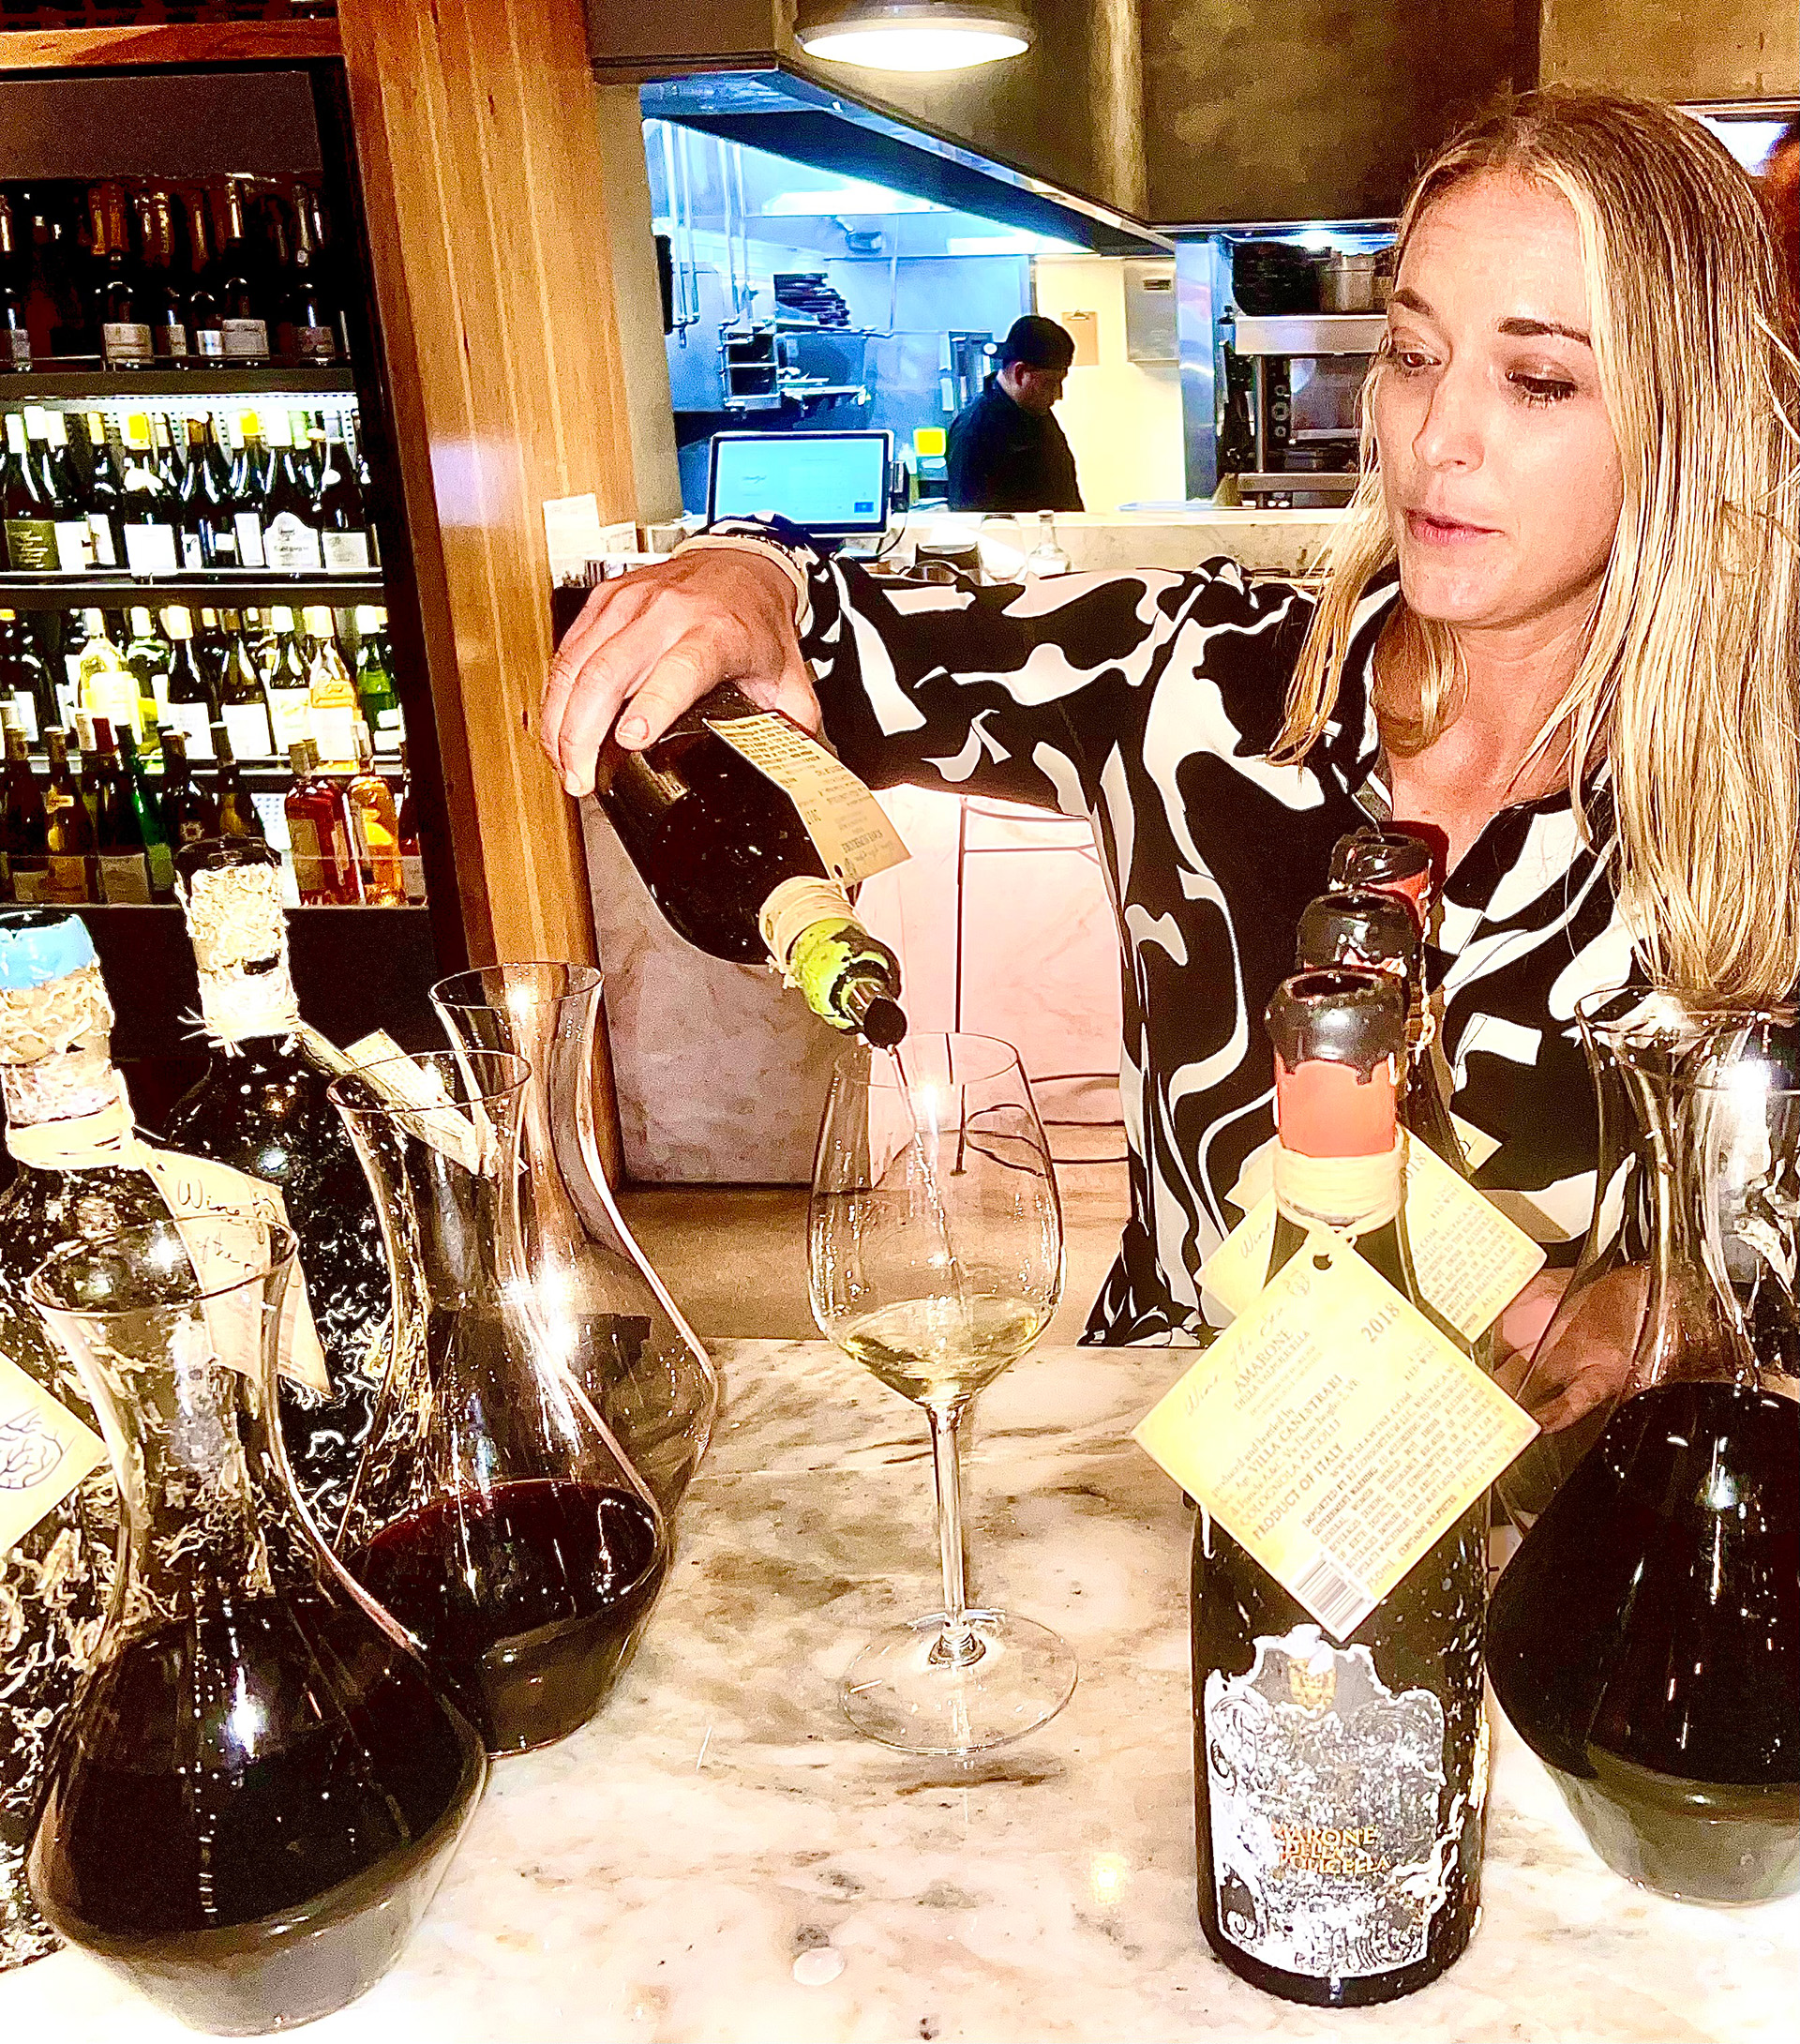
[
  {"xmin": 1, "ymin": 367, "xmax": 360, "ymax": 401},
  {"xmin": 0, "ymin": 572, "xmax": 386, "ymax": 609}
]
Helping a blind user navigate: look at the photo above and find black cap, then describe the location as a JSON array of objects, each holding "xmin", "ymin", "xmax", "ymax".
[
  {"xmin": 1329, "ymin": 827, "xmax": 1432, "ymax": 891},
  {"xmin": 1267, "ymin": 968, "xmax": 1406, "ymax": 1076},
  {"xmin": 1295, "ymin": 887, "xmax": 1419, "ymax": 978},
  {"xmin": 998, "ymin": 316, "xmax": 1076, "ymax": 372}
]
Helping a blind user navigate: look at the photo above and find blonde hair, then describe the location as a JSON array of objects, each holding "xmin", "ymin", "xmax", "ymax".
[{"xmin": 1277, "ymin": 90, "xmax": 1800, "ymax": 1003}]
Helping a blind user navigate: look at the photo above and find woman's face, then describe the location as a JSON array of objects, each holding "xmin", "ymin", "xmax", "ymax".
[{"xmin": 1373, "ymin": 172, "xmax": 1625, "ymax": 636}]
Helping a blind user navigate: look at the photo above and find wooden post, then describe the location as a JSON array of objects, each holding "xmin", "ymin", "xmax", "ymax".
[{"xmin": 337, "ymin": 0, "xmax": 629, "ymax": 1175}]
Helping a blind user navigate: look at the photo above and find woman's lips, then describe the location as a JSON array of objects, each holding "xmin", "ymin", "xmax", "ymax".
[{"xmin": 1405, "ymin": 509, "xmax": 1497, "ymax": 546}]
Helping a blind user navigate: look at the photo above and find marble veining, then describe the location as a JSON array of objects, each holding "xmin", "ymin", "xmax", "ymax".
[{"xmin": 6, "ymin": 1340, "xmax": 1792, "ymax": 2042}]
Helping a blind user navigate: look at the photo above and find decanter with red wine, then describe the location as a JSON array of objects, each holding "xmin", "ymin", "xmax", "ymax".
[
  {"xmin": 1489, "ymin": 999, "xmax": 1799, "ymax": 1902},
  {"xmin": 330, "ymin": 1048, "xmax": 668, "ymax": 1754},
  {"xmin": 26, "ymin": 1217, "xmax": 487, "ymax": 2035}
]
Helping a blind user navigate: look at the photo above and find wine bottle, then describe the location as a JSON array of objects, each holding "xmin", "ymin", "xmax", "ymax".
[
  {"xmin": 210, "ymin": 722, "xmax": 266, "ymax": 843},
  {"xmin": 162, "ymin": 837, "xmax": 392, "ymax": 1526},
  {"xmin": 92, "ymin": 724, "xmax": 152, "ymax": 905},
  {"xmin": 284, "ymin": 738, "xmax": 360, "ymax": 904},
  {"xmin": 2, "ymin": 720, "xmax": 50, "ymax": 904},
  {"xmin": 78, "ymin": 412, "xmax": 124, "ymax": 572},
  {"xmin": 302, "ymin": 606, "xmax": 359, "ymax": 767},
  {"xmin": 283, "ymin": 183, "xmax": 338, "ymax": 362},
  {"xmin": 88, "ymin": 184, "xmax": 153, "ymax": 371},
  {"xmin": 40, "ymin": 728, "xmax": 97, "ymax": 904},
  {"xmin": 346, "ymin": 728, "xmax": 404, "ymax": 905},
  {"xmin": 116, "ymin": 413, "xmax": 179, "ymax": 578},
  {"xmin": 181, "ymin": 188, "xmax": 226, "ymax": 359},
  {"xmin": 226, "ymin": 411, "xmax": 268, "ymax": 568},
  {"xmin": 216, "ymin": 609, "xmax": 275, "ymax": 761},
  {"xmin": 117, "ymin": 728, "xmax": 174, "ymax": 902},
  {"xmin": 135, "ymin": 188, "xmax": 190, "ymax": 363},
  {"xmin": 0, "ymin": 909, "xmax": 149, "ymax": 1970},
  {"xmin": 396, "ymin": 739, "xmax": 426, "ymax": 903},
  {"xmin": 71, "ymin": 712, "xmax": 104, "ymax": 832},
  {"xmin": 29, "ymin": 411, "xmax": 94, "ymax": 575},
  {"xmin": 75, "ymin": 610, "xmax": 139, "ymax": 747},
  {"xmin": 314, "ymin": 413, "xmax": 370, "ymax": 574},
  {"xmin": 0, "ymin": 609, "xmax": 58, "ymax": 744},
  {"xmin": 353, "ymin": 607, "xmax": 401, "ymax": 749},
  {"xmin": 262, "ymin": 607, "xmax": 312, "ymax": 755},
  {"xmin": 216, "ymin": 180, "xmax": 270, "ymax": 361},
  {"xmin": 3, "ymin": 411, "xmax": 57, "ymax": 571},
  {"xmin": 158, "ymin": 729, "xmax": 218, "ymax": 852},
  {"xmin": 261, "ymin": 411, "xmax": 323, "ymax": 572},
  {"xmin": 592, "ymin": 681, "xmax": 908, "ymax": 1045},
  {"xmin": 124, "ymin": 605, "xmax": 172, "ymax": 733},
  {"xmin": 1191, "ymin": 969, "xmax": 1487, "ymax": 2006},
  {"xmin": 158, "ymin": 606, "xmax": 219, "ymax": 760},
  {"xmin": 0, "ymin": 193, "xmax": 32, "ymax": 370}
]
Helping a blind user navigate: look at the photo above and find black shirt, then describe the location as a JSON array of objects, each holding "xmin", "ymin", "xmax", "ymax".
[{"xmin": 944, "ymin": 383, "xmax": 1083, "ymax": 513}]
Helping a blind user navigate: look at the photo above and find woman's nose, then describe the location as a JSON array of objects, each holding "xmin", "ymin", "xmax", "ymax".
[{"xmin": 1413, "ymin": 364, "xmax": 1485, "ymax": 473}]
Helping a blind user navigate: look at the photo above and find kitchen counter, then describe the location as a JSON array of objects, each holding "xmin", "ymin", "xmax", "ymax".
[
  {"xmin": 7, "ymin": 1339, "xmax": 1793, "ymax": 2042},
  {"xmin": 888, "ymin": 508, "xmax": 1343, "ymax": 578}
]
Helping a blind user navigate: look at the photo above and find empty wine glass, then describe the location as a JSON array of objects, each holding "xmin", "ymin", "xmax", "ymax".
[{"xmin": 810, "ymin": 1031, "xmax": 1072, "ymax": 1754}]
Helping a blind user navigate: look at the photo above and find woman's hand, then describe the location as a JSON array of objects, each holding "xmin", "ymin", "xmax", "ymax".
[
  {"xmin": 539, "ymin": 551, "xmax": 820, "ymax": 797},
  {"xmin": 1493, "ymin": 1264, "xmax": 1647, "ymax": 1434}
]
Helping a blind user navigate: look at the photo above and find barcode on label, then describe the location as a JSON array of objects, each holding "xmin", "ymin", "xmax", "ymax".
[{"xmin": 1292, "ymin": 1547, "xmax": 1376, "ymax": 1641}]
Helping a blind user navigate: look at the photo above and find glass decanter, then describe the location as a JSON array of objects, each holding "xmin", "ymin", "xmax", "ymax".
[
  {"xmin": 329, "ymin": 1049, "xmax": 668, "ymax": 1755},
  {"xmin": 1488, "ymin": 1004, "xmax": 1798, "ymax": 1904},
  {"xmin": 429, "ymin": 962, "xmax": 715, "ymax": 1514},
  {"xmin": 26, "ymin": 1217, "xmax": 488, "ymax": 2036}
]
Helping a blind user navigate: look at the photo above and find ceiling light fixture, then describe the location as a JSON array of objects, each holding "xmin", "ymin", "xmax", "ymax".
[{"xmin": 795, "ymin": 2, "xmax": 1034, "ymax": 75}]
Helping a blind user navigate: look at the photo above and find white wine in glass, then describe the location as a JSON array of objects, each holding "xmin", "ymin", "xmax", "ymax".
[{"xmin": 810, "ymin": 1031, "xmax": 1074, "ymax": 1754}]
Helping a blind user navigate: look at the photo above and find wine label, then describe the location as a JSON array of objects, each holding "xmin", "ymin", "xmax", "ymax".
[
  {"xmin": 1205, "ymin": 1624, "xmax": 1455, "ymax": 1979},
  {"xmin": 710, "ymin": 712, "xmax": 908, "ymax": 886},
  {"xmin": 222, "ymin": 701, "xmax": 275, "ymax": 760},
  {"xmin": 232, "ymin": 510, "xmax": 266, "ymax": 568},
  {"xmin": 98, "ymin": 851, "xmax": 153, "ymax": 906},
  {"xmin": 322, "ymin": 530, "xmax": 371, "ymax": 574},
  {"xmin": 195, "ymin": 328, "xmax": 226, "ymax": 359},
  {"xmin": 9, "ymin": 688, "xmax": 38, "ymax": 744},
  {"xmin": 264, "ymin": 513, "xmax": 323, "ymax": 573},
  {"xmin": 1205, "ymin": 1135, "xmax": 1545, "ymax": 1345},
  {"xmin": 220, "ymin": 318, "xmax": 269, "ymax": 358},
  {"xmin": 140, "ymin": 1150, "xmax": 331, "ymax": 1396},
  {"xmin": 0, "ymin": 1351, "xmax": 110, "ymax": 1558},
  {"xmin": 9, "ymin": 865, "xmax": 49, "ymax": 905},
  {"xmin": 1133, "ymin": 1238, "xmax": 1537, "ymax": 1638},
  {"xmin": 6, "ymin": 328, "xmax": 29, "ymax": 368},
  {"xmin": 287, "ymin": 813, "xmax": 324, "ymax": 895},
  {"xmin": 85, "ymin": 511, "xmax": 119, "ymax": 570},
  {"xmin": 294, "ymin": 325, "xmax": 337, "ymax": 362},
  {"xmin": 122, "ymin": 521, "xmax": 179, "ymax": 577},
  {"xmin": 308, "ymin": 705, "xmax": 361, "ymax": 768},
  {"xmin": 53, "ymin": 519, "xmax": 92, "ymax": 575},
  {"xmin": 101, "ymin": 322, "xmax": 154, "ymax": 366},
  {"xmin": 162, "ymin": 701, "xmax": 215, "ymax": 759},
  {"xmin": 179, "ymin": 530, "xmax": 205, "ymax": 571},
  {"xmin": 5, "ymin": 515, "xmax": 59, "ymax": 571},
  {"xmin": 45, "ymin": 853, "xmax": 89, "ymax": 905},
  {"xmin": 401, "ymin": 852, "xmax": 427, "ymax": 904},
  {"xmin": 158, "ymin": 323, "xmax": 191, "ymax": 360}
]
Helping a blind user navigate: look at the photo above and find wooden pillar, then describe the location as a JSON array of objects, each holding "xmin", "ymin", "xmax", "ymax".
[{"xmin": 337, "ymin": 0, "xmax": 630, "ymax": 1174}]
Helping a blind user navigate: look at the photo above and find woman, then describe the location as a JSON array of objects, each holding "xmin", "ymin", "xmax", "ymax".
[{"xmin": 542, "ymin": 91, "xmax": 1800, "ymax": 1358}]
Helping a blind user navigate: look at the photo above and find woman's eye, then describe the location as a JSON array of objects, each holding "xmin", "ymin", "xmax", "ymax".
[
  {"xmin": 1385, "ymin": 346, "xmax": 1435, "ymax": 374},
  {"xmin": 1510, "ymin": 372, "xmax": 1578, "ymax": 407}
]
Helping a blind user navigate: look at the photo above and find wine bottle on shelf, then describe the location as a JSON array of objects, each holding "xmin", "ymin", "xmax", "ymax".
[
  {"xmin": 116, "ymin": 413, "xmax": 179, "ymax": 578},
  {"xmin": 193, "ymin": 602, "xmax": 227, "ymax": 681},
  {"xmin": 158, "ymin": 606, "xmax": 219, "ymax": 760},
  {"xmin": 163, "ymin": 836, "xmax": 392, "ymax": 1524},
  {"xmin": 314, "ymin": 413, "xmax": 370, "ymax": 576},
  {"xmin": 157, "ymin": 729, "xmax": 219, "ymax": 851},
  {"xmin": 591, "ymin": 681, "xmax": 908, "ymax": 1045},
  {"xmin": 283, "ymin": 182, "xmax": 338, "ymax": 362},
  {"xmin": 216, "ymin": 609, "xmax": 275, "ymax": 761},
  {"xmin": 0, "ymin": 193, "xmax": 33, "ymax": 370},
  {"xmin": 303, "ymin": 605, "xmax": 359, "ymax": 767},
  {"xmin": 136, "ymin": 188, "xmax": 191, "ymax": 362},
  {"xmin": 346, "ymin": 727, "xmax": 404, "ymax": 905},
  {"xmin": 176, "ymin": 415, "xmax": 237, "ymax": 568},
  {"xmin": 2, "ymin": 720, "xmax": 50, "ymax": 903},
  {"xmin": 40, "ymin": 728, "xmax": 97, "ymax": 904},
  {"xmin": 216, "ymin": 179, "xmax": 271, "ymax": 361},
  {"xmin": 284, "ymin": 738, "xmax": 360, "ymax": 905},
  {"xmin": 31, "ymin": 411, "xmax": 94, "ymax": 575},
  {"xmin": 261, "ymin": 412, "xmax": 323, "ymax": 572},
  {"xmin": 0, "ymin": 609, "xmax": 58, "ymax": 744},
  {"xmin": 124, "ymin": 605, "xmax": 172, "ymax": 729},
  {"xmin": 75, "ymin": 610, "xmax": 139, "ymax": 747},
  {"xmin": 263, "ymin": 607, "xmax": 313, "ymax": 752},
  {"xmin": 396, "ymin": 739, "xmax": 426, "ymax": 903},
  {"xmin": 72, "ymin": 711, "xmax": 105, "ymax": 831},
  {"xmin": 210, "ymin": 721, "xmax": 266, "ymax": 842},
  {"xmin": 118, "ymin": 728, "xmax": 174, "ymax": 902},
  {"xmin": 1190, "ymin": 968, "xmax": 1489, "ymax": 2006},
  {"xmin": 79, "ymin": 412, "xmax": 124, "ymax": 572},
  {"xmin": 92, "ymin": 724, "xmax": 152, "ymax": 905},
  {"xmin": 353, "ymin": 606, "xmax": 401, "ymax": 748},
  {"xmin": 181, "ymin": 188, "xmax": 226, "ymax": 359},
  {"xmin": 88, "ymin": 183, "xmax": 153, "ymax": 372},
  {"xmin": 22, "ymin": 194, "xmax": 91, "ymax": 361},
  {"xmin": 226, "ymin": 411, "xmax": 268, "ymax": 569},
  {"xmin": 3, "ymin": 411, "xmax": 58, "ymax": 571}
]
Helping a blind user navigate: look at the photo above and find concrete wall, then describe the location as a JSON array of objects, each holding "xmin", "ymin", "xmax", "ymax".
[{"xmin": 1540, "ymin": 0, "xmax": 1799, "ymax": 100}]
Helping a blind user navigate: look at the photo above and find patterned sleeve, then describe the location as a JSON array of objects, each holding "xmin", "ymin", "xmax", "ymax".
[{"xmin": 790, "ymin": 547, "xmax": 1307, "ymax": 818}]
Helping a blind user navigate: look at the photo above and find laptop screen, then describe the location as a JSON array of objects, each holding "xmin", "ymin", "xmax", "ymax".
[{"xmin": 707, "ymin": 431, "xmax": 892, "ymax": 538}]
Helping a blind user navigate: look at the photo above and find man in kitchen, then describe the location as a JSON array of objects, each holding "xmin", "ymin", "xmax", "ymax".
[{"xmin": 945, "ymin": 315, "xmax": 1084, "ymax": 512}]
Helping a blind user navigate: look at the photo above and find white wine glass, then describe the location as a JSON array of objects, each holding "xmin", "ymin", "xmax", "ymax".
[{"xmin": 810, "ymin": 1030, "xmax": 1074, "ymax": 1754}]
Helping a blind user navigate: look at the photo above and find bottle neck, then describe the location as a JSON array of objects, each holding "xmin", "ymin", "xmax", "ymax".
[
  {"xmin": 758, "ymin": 874, "xmax": 903, "ymax": 1039},
  {"xmin": 0, "ymin": 961, "xmax": 138, "ymax": 1168},
  {"xmin": 1270, "ymin": 1052, "xmax": 1403, "ymax": 1233},
  {"xmin": 183, "ymin": 864, "xmax": 302, "ymax": 1045}
]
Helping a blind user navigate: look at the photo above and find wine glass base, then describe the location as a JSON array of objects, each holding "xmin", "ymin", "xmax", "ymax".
[{"xmin": 840, "ymin": 1609, "xmax": 1077, "ymax": 1756}]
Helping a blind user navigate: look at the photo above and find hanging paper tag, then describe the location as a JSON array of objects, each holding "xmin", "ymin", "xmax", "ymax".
[
  {"xmin": 1451, "ymin": 1113, "xmax": 1501, "ymax": 1170},
  {"xmin": 1205, "ymin": 1135, "xmax": 1544, "ymax": 1343},
  {"xmin": 1135, "ymin": 1238, "xmax": 1538, "ymax": 1639},
  {"xmin": 0, "ymin": 1353, "xmax": 110, "ymax": 1556},
  {"xmin": 140, "ymin": 1150, "xmax": 331, "ymax": 1394},
  {"xmin": 710, "ymin": 712, "xmax": 909, "ymax": 885},
  {"xmin": 344, "ymin": 1030, "xmax": 489, "ymax": 1176}
]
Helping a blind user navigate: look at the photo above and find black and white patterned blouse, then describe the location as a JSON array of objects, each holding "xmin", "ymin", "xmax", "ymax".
[{"xmin": 786, "ymin": 542, "xmax": 1636, "ymax": 1345}]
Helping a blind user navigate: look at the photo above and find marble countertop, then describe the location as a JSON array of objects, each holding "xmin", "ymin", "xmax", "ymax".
[{"xmin": 7, "ymin": 1339, "xmax": 1793, "ymax": 2042}]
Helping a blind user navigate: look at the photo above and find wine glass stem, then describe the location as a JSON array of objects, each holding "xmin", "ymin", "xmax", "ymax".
[{"xmin": 927, "ymin": 1403, "xmax": 982, "ymax": 1667}]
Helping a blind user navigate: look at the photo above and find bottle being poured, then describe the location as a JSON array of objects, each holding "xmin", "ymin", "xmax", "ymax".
[{"xmin": 589, "ymin": 681, "xmax": 909, "ymax": 1047}]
